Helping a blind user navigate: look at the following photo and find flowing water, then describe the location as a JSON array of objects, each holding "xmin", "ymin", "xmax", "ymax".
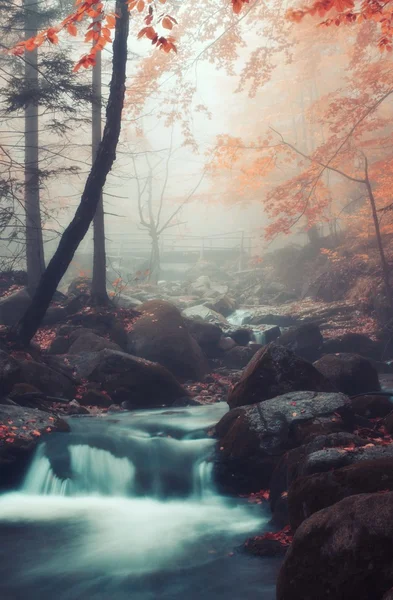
[
  {"xmin": 0, "ymin": 404, "xmax": 279, "ymax": 600},
  {"xmin": 228, "ymin": 309, "xmax": 270, "ymax": 345}
]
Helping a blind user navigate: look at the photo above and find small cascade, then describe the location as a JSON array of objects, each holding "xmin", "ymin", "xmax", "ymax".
[
  {"xmin": 227, "ymin": 309, "xmax": 252, "ymax": 327},
  {"xmin": 0, "ymin": 404, "xmax": 275, "ymax": 600}
]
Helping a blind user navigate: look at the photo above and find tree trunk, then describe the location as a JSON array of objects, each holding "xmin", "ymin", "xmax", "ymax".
[
  {"xmin": 14, "ymin": 0, "xmax": 129, "ymax": 345},
  {"xmin": 364, "ymin": 160, "xmax": 392, "ymax": 307},
  {"xmin": 149, "ymin": 231, "xmax": 161, "ymax": 284},
  {"xmin": 91, "ymin": 35, "xmax": 109, "ymax": 304},
  {"xmin": 24, "ymin": 0, "xmax": 45, "ymax": 294}
]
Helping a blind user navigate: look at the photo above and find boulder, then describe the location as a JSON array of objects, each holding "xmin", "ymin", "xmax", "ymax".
[
  {"xmin": 269, "ymin": 432, "xmax": 369, "ymax": 520},
  {"xmin": 322, "ymin": 333, "xmax": 381, "ymax": 360},
  {"xmin": 42, "ymin": 306, "xmax": 67, "ymax": 326},
  {"xmin": 18, "ymin": 360, "xmax": 75, "ymax": 399},
  {"xmin": 67, "ymin": 332, "xmax": 121, "ymax": 355},
  {"xmin": 229, "ymin": 329, "xmax": 253, "ymax": 346},
  {"xmin": 182, "ymin": 305, "xmax": 230, "ymax": 327},
  {"xmin": 205, "ymin": 295, "xmax": 237, "ymax": 317},
  {"xmin": 127, "ymin": 300, "xmax": 208, "ymax": 381},
  {"xmin": 0, "ymin": 350, "xmax": 20, "ymax": 397},
  {"xmin": 222, "ymin": 345, "xmax": 260, "ymax": 369},
  {"xmin": 263, "ymin": 325, "xmax": 281, "ymax": 344},
  {"xmin": 47, "ymin": 336, "xmax": 70, "ymax": 355},
  {"xmin": 67, "ymin": 277, "xmax": 92, "ymax": 296},
  {"xmin": 87, "ymin": 349, "xmax": 188, "ymax": 408},
  {"xmin": 277, "ymin": 323, "xmax": 323, "ymax": 361},
  {"xmin": 350, "ymin": 393, "xmax": 392, "ymax": 418},
  {"xmin": 314, "ymin": 353, "xmax": 380, "ymax": 396},
  {"xmin": 288, "ymin": 458, "xmax": 393, "ymax": 531},
  {"xmin": 183, "ymin": 317, "xmax": 222, "ymax": 351},
  {"xmin": 0, "ymin": 404, "xmax": 69, "ymax": 491},
  {"xmin": 277, "ymin": 492, "xmax": 393, "ymax": 600},
  {"xmin": 0, "ymin": 288, "xmax": 31, "ymax": 326},
  {"xmin": 112, "ymin": 294, "xmax": 142, "ymax": 309},
  {"xmin": 228, "ymin": 343, "xmax": 335, "ymax": 409},
  {"xmin": 215, "ymin": 391, "xmax": 353, "ymax": 493},
  {"xmin": 218, "ymin": 336, "xmax": 237, "ymax": 352},
  {"xmin": 78, "ymin": 389, "xmax": 113, "ymax": 408},
  {"xmin": 65, "ymin": 311, "xmax": 128, "ymax": 349},
  {"xmin": 243, "ymin": 313, "xmax": 296, "ymax": 327}
]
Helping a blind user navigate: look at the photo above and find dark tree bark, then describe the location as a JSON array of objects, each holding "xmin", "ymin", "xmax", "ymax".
[
  {"xmin": 91, "ymin": 32, "xmax": 109, "ymax": 305},
  {"xmin": 14, "ymin": 0, "xmax": 129, "ymax": 344},
  {"xmin": 24, "ymin": 0, "xmax": 45, "ymax": 294}
]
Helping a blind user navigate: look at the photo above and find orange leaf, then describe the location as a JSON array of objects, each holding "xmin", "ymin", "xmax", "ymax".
[
  {"xmin": 106, "ymin": 14, "xmax": 116, "ymax": 28},
  {"xmin": 31, "ymin": 430, "xmax": 41, "ymax": 437},
  {"xmin": 67, "ymin": 22, "xmax": 78, "ymax": 36},
  {"xmin": 137, "ymin": 0, "xmax": 145, "ymax": 12},
  {"xmin": 162, "ymin": 16, "xmax": 173, "ymax": 29}
]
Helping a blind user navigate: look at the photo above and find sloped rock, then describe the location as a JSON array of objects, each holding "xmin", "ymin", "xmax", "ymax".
[
  {"xmin": 322, "ymin": 333, "xmax": 382, "ymax": 360},
  {"xmin": 183, "ymin": 317, "xmax": 222, "ymax": 351},
  {"xmin": 205, "ymin": 294, "xmax": 237, "ymax": 317},
  {"xmin": 228, "ymin": 343, "xmax": 335, "ymax": 409},
  {"xmin": 87, "ymin": 349, "xmax": 188, "ymax": 408},
  {"xmin": 68, "ymin": 332, "xmax": 121, "ymax": 355},
  {"xmin": 288, "ymin": 458, "xmax": 393, "ymax": 530},
  {"xmin": 127, "ymin": 300, "xmax": 208, "ymax": 381},
  {"xmin": 314, "ymin": 353, "xmax": 380, "ymax": 396},
  {"xmin": 65, "ymin": 311, "xmax": 128, "ymax": 349},
  {"xmin": 0, "ymin": 288, "xmax": 31, "ymax": 326},
  {"xmin": 18, "ymin": 360, "xmax": 75, "ymax": 399},
  {"xmin": 229, "ymin": 329, "xmax": 253, "ymax": 346},
  {"xmin": 215, "ymin": 391, "xmax": 352, "ymax": 493},
  {"xmin": 42, "ymin": 306, "xmax": 67, "ymax": 326},
  {"xmin": 182, "ymin": 304, "xmax": 230, "ymax": 327},
  {"xmin": 277, "ymin": 492, "xmax": 393, "ymax": 600}
]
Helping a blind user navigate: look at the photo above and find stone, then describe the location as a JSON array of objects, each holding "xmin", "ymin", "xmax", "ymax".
[
  {"xmin": 314, "ymin": 353, "xmax": 380, "ymax": 396},
  {"xmin": 288, "ymin": 458, "xmax": 393, "ymax": 530},
  {"xmin": 47, "ymin": 336, "xmax": 70, "ymax": 355},
  {"xmin": 277, "ymin": 492, "xmax": 393, "ymax": 600},
  {"xmin": 112, "ymin": 294, "xmax": 142, "ymax": 309},
  {"xmin": 87, "ymin": 349, "xmax": 188, "ymax": 408},
  {"xmin": 78, "ymin": 389, "xmax": 113, "ymax": 408},
  {"xmin": 67, "ymin": 332, "xmax": 121, "ymax": 355},
  {"xmin": 222, "ymin": 345, "xmax": 260, "ymax": 369},
  {"xmin": 18, "ymin": 360, "xmax": 75, "ymax": 399},
  {"xmin": 65, "ymin": 311, "xmax": 128, "ymax": 349},
  {"xmin": 183, "ymin": 317, "xmax": 222, "ymax": 350},
  {"xmin": 205, "ymin": 294, "xmax": 237, "ymax": 317},
  {"xmin": 0, "ymin": 288, "xmax": 31, "ymax": 326},
  {"xmin": 182, "ymin": 304, "xmax": 230, "ymax": 327},
  {"xmin": 214, "ymin": 391, "xmax": 352, "ymax": 494},
  {"xmin": 350, "ymin": 393, "xmax": 392, "ymax": 418},
  {"xmin": 322, "ymin": 332, "xmax": 382, "ymax": 360},
  {"xmin": 277, "ymin": 323, "xmax": 323, "ymax": 361},
  {"xmin": 228, "ymin": 343, "xmax": 335, "ymax": 409},
  {"xmin": 127, "ymin": 300, "xmax": 208, "ymax": 381},
  {"xmin": 229, "ymin": 329, "xmax": 253, "ymax": 346},
  {"xmin": 42, "ymin": 306, "xmax": 67, "ymax": 326},
  {"xmin": 218, "ymin": 336, "xmax": 237, "ymax": 352},
  {"xmin": 67, "ymin": 277, "xmax": 92, "ymax": 296}
]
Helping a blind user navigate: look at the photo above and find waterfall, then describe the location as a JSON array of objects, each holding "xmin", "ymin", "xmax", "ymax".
[{"xmin": 0, "ymin": 404, "xmax": 274, "ymax": 600}]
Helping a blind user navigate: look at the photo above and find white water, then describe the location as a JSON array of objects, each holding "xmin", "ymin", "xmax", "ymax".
[
  {"xmin": 228, "ymin": 309, "xmax": 268, "ymax": 345},
  {"xmin": 0, "ymin": 404, "xmax": 278, "ymax": 599}
]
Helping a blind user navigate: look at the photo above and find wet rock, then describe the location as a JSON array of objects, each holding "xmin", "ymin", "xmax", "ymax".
[
  {"xmin": 67, "ymin": 332, "xmax": 121, "ymax": 355},
  {"xmin": 112, "ymin": 294, "xmax": 142, "ymax": 309},
  {"xmin": 277, "ymin": 323, "xmax": 323, "ymax": 361},
  {"xmin": 243, "ymin": 536, "xmax": 288, "ymax": 557},
  {"xmin": 314, "ymin": 353, "xmax": 380, "ymax": 396},
  {"xmin": 87, "ymin": 349, "xmax": 188, "ymax": 408},
  {"xmin": 222, "ymin": 345, "xmax": 259, "ymax": 369},
  {"xmin": 288, "ymin": 458, "xmax": 393, "ymax": 530},
  {"xmin": 78, "ymin": 389, "xmax": 113, "ymax": 408},
  {"xmin": 228, "ymin": 343, "xmax": 335, "ymax": 409},
  {"xmin": 215, "ymin": 391, "xmax": 352, "ymax": 493},
  {"xmin": 0, "ymin": 288, "xmax": 31, "ymax": 326},
  {"xmin": 0, "ymin": 404, "xmax": 69, "ymax": 491},
  {"xmin": 127, "ymin": 300, "xmax": 208, "ymax": 381},
  {"xmin": 18, "ymin": 360, "xmax": 75, "ymax": 399},
  {"xmin": 229, "ymin": 329, "xmax": 253, "ymax": 346},
  {"xmin": 277, "ymin": 492, "xmax": 393, "ymax": 600},
  {"xmin": 47, "ymin": 336, "xmax": 70, "ymax": 355},
  {"xmin": 243, "ymin": 313, "xmax": 296, "ymax": 327},
  {"xmin": 269, "ymin": 432, "xmax": 369, "ymax": 518},
  {"xmin": 263, "ymin": 325, "xmax": 281, "ymax": 344},
  {"xmin": 350, "ymin": 393, "xmax": 392, "ymax": 418},
  {"xmin": 65, "ymin": 399, "xmax": 90, "ymax": 415}
]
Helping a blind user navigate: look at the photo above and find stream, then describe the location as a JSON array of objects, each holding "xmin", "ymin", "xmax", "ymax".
[{"xmin": 0, "ymin": 404, "xmax": 279, "ymax": 599}]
